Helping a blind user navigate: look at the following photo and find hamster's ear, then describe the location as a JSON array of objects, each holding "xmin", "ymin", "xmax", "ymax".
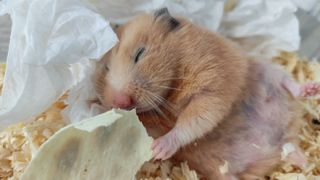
[{"xmin": 154, "ymin": 7, "xmax": 180, "ymax": 31}]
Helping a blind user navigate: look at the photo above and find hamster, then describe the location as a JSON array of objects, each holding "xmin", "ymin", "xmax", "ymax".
[{"xmin": 93, "ymin": 8, "xmax": 320, "ymax": 179}]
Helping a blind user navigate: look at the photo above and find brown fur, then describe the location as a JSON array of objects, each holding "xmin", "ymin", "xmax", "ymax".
[{"xmin": 93, "ymin": 9, "xmax": 306, "ymax": 179}]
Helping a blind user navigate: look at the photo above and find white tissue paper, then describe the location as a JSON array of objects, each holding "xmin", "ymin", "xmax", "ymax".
[
  {"xmin": 87, "ymin": 0, "xmax": 225, "ymax": 30},
  {"xmin": 219, "ymin": 0, "xmax": 300, "ymax": 59},
  {"xmin": 0, "ymin": 0, "xmax": 117, "ymax": 125},
  {"xmin": 292, "ymin": 0, "xmax": 318, "ymax": 12},
  {"xmin": 0, "ymin": 0, "xmax": 302, "ymax": 125}
]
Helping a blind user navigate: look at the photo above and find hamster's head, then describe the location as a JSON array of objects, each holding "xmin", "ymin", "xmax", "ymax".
[{"xmin": 95, "ymin": 8, "xmax": 183, "ymax": 112}]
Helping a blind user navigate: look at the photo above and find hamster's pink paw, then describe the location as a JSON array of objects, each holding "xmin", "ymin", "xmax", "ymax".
[
  {"xmin": 300, "ymin": 82, "xmax": 320, "ymax": 97},
  {"xmin": 151, "ymin": 130, "xmax": 179, "ymax": 160}
]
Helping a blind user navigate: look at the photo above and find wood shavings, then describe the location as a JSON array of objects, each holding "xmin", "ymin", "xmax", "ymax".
[
  {"xmin": 0, "ymin": 64, "xmax": 67, "ymax": 180},
  {"xmin": 273, "ymin": 173, "xmax": 307, "ymax": 180},
  {"xmin": 271, "ymin": 52, "xmax": 320, "ymax": 179},
  {"xmin": 180, "ymin": 162, "xmax": 198, "ymax": 180},
  {"xmin": 0, "ymin": 103, "xmax": 66, "ymax": 179},
  {"xmin": 273, "ymin": 52, "xmax": 320, "ymax": 83}
]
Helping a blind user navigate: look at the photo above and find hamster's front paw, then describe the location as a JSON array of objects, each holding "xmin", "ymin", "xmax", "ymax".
[{"xmin": 151, "ymin": 130, "xmax": 180, "ymax": 160}]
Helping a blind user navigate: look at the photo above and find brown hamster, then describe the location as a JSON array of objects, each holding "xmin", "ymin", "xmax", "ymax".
[{"xmin": 94, "ymin": 8, "xmax": 320, "ymax": 179}]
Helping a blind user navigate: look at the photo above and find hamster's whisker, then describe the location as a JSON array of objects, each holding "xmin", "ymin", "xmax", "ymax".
[
  {"xmin": 142, "ymin": 92, "xmax": 170, "ymax": 121},
  {"xmin": 139, "ymin": 96, "xmax": 160, "ymax": 123},
  {"xmin": 154, "ymin": 85, "xmax": 181, "ymax": 91},
  {"xmin": 146, "ymin": 77, "xmax": 188, "ymax": 84},
  {"xmin": 146, "ymin": 96, "xmax": 168, "ymax": 119},
  {"xmin": 147, "ymin": 90, "xmax": 174, "ymax": 107},
  {"xmin": 142, "ymin": 89, "xmax": 177, "ymax": 116}
]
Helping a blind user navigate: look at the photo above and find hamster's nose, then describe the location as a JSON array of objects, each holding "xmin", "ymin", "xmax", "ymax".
[{"xmin": 113, "ymin": 92, "xmax": 135, "ymax": 110}]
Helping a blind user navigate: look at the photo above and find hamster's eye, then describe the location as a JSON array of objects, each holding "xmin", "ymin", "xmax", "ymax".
[{"xmin": 134, "ymin": 47, "xmax": 145, "ymax": 63}]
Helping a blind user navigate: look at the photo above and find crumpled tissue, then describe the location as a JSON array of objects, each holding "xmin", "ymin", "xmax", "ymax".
[
  {"xmin": 0, "ymin": 0, "xmax": 302, "ymax": 125},
  {"xmin": 219, "ymin": 0, "xmax": 300, "ymax": 59},
  {"xmin": 0, "ymin": 0, "xmax": 117, "ymax": 125}
]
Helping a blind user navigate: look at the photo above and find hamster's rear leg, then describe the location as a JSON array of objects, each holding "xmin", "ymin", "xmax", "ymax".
[
  {"xmin": 239, "ymin": 147, "xmax": 306, "ymax": 180},
  {"xmin": 238, "ymin": 154, "xmax": 280, "ymax": 180}
]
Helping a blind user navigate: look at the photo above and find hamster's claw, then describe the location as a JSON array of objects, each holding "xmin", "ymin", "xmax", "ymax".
[{"xmin": 151, "ymin": 131, "xmax": 179, "ymax": 160}]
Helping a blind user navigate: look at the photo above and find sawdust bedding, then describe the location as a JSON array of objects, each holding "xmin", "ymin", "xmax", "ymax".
[{"xmin": 0, "ymin": 52, "xmax": 319, "ymax": 180}]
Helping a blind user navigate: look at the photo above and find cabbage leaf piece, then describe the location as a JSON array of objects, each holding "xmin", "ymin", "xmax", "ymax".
[{"xmin": 21, "ymin": 109, "xmax": 152, "ymax": 180}]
